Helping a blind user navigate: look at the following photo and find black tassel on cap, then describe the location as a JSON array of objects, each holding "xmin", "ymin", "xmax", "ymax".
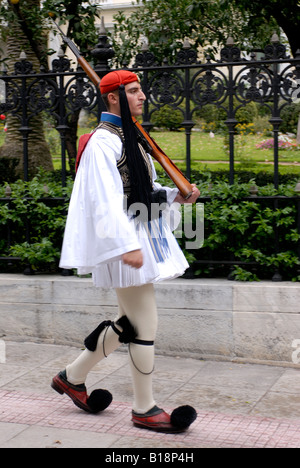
[{"xmin": 119, "ymin": 85, "xmax": 153, "ymax": 216}]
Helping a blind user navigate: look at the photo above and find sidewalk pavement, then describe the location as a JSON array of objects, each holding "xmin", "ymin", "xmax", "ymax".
[{"xmin": 0, "ymin": 340, "xmax": 300, "ymax": 449}]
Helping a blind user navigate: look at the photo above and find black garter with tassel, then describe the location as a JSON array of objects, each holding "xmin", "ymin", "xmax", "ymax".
[{"xmin": 84, "ymin": 316, "xmax": 137, "ymax": 352}]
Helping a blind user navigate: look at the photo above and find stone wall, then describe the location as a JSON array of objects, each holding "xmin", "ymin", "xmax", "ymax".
[{"xmin": 0, "ymin": 274, "xmax": 299, "ymax": 367}]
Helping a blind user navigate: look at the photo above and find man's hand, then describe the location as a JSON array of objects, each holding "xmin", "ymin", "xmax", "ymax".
[
  {"xmin": 122, "ymin": 249, "xmax": 143, "ymax": 269},
  {"xmin": 174, "ymin": 184, "xmax": 200, "ymax": 204}
]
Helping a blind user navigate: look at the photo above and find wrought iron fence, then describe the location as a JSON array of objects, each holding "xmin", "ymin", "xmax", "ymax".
[{"xmin": 0, "ymin": 28, "xmax": 300, "ymax": 280}]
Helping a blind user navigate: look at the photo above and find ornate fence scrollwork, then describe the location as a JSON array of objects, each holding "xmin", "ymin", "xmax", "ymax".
[
  {"xmin": 0, "ymin": 32, "xmax": 300, "ymax": 280},
  {"xmin": 149, "ymin": 71, "xmax": 184, "ymax": 111},
  {"xmin": 65, "ymin": 75, "xmax": 98, "ymax": 116},
  {"xmin": 235, "ymin": 66, "xmax": 273, "ymax": 105},
  {"xmin": 27, "ymin": 78, "xmax": 58, "ymax": 116},
  {"xmin": 192, "ymin": 69, "xmax": 228, "ymax": 108},
  {"xmin": 0, "ymin": 79, "xmax": 20, "ymax": 116}
]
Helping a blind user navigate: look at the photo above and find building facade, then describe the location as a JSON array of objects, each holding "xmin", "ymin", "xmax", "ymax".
[{"xmin": 94, "ymin": 0, "xmax": 139, "ymax": 31}]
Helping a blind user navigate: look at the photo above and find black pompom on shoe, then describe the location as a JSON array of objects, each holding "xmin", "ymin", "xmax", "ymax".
[
  {"xmin": 170, "ymin": 405, "xmax": 197, "ymax": 430},
  {"xmin": 87, "ymin": 389, "xmax": 113, "ymax": 413}
]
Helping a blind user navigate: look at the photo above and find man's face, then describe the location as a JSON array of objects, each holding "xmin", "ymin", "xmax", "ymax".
[{"xmin": 124, "ymin": 81, "xmax": 146, "ymax": 117}]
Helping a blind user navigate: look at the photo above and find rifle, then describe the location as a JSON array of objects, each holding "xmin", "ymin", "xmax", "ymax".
[{"xmin": 50, "ymin": 17, "xmax": 193, "ymax": 199}]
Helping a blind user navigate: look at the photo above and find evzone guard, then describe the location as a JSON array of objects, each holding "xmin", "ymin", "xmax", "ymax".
[{"xmin": 51, "ymin": 63, "xmax": 200, "ymax": 431}]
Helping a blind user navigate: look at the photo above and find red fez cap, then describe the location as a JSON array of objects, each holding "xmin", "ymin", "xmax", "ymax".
[{"xmin": 100, "ymin": 70, "xmax": 139, "ymax": 95}]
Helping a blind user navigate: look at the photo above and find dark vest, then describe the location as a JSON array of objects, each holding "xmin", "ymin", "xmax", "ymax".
[{"xmin": 96, "ymin": 121, "xmax": 153, "ymax": 199}]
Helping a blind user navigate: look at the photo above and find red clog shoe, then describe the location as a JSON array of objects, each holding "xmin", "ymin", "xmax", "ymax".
[
  {"xmin": 132, "ymin": 405, "xmax": 197, "ymax": 433},
  {"xmin": 51, "ymin": 370, "xmax": 112, "ymax": 414}
]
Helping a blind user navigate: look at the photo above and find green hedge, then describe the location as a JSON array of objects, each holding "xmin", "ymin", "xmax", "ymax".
[
  {"xmin": 174, "ymin": 175, "xmax": 300, "ymax": 282},
  {"xmin": 0, "ymin": 169, "xmax": 299, "ymax": 281},
  {"xmin": 0, "ymin": 171, "xmax": 73, "ymax": 273}
]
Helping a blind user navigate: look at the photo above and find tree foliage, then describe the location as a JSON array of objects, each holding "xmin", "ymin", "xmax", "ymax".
[
  {"xmin": 224, "ymin": 0, "xmax": 300, "ymax": 56},
  {"xmin": 42, "ymin": 0, "xmax": 100, "ymax": 60},
  {"xmin": 0, "ymin": 0, "xmax": 100, "ymax": 66},
  {"xmin": 110, "ymin": 0, "xmax": 299, "ymax": 66},
  {"xmin": 111, "ymin": 0, "xmax": 199, "ymax": 65}
]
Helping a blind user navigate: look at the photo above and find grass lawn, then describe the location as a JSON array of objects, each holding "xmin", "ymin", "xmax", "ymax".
[
  {"xmin": 152, "ymin": 131, "xmax": 300, "ymax": 163},
  {"xmin": 151, "ymin": 131, "xmax": 300, "ymax": 175}
]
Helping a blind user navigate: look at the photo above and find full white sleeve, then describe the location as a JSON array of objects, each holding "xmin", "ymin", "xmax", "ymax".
[{"xmin": 59, "ymin": 130, "xmax": 141, "ymax": 270}]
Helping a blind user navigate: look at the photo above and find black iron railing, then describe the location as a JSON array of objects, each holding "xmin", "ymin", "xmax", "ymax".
[{"xmin": 0, "ymin": 28, "xmax": 300, "ymax": 279}]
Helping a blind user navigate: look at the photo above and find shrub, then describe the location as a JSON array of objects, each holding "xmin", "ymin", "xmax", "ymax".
[
  {"xmin": 157, "ymin": 170, "xmax": 300, "ymax": 281},
  {"xmin": 256, "ymin": 135, "xmax": 299, "ymax": 151},
  {"xmin": 177, "ymin": 179, "xmax": 300, "ymax": 281},
  {"xmin": 280, "ymin": 103, "xmax": 300, "ymax": 134},
  {"xmin": 0, "ymin": 170, "xmax": 73, "ymax": 272},
  {"xmin": 151, "ymin": 105, "xmax": 183, "ymax": 130},
  {"xmin": 235, "ymin": 101, "xmax": 258, "ymax": 124},
  {"xmin": 194, "ymin": 104, "xmax": 227, "ymax": 132},
  {"xmin": 0, "ymin": 169, "xmax": 299, "ymax": 281},
  {"xmin": 252, "ymin": 115, "xmax": 272, "ymax": 135}
]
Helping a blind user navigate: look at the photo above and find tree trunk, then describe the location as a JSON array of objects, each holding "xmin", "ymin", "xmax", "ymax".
[
  {"xmin": 65, "ymin": 109, "xmax": 80, "ymax": 177},
  {"xmin": 272, "ymin": 14, "xmax": 300, "ymax": 58},
  {"xmin": 296, "ymin": 114, "xmax": 300, "ymax": 144},
  {"xmin": 0, "ymin": 2, "xmax": 53, "ymax": 179}
]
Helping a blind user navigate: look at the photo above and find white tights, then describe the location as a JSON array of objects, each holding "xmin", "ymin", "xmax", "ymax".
[{"xmin": 66, "ymin": 283, "xmax": 158, "ymax": 414}]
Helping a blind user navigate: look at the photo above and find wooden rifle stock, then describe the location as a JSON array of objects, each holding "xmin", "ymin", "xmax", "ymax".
[{"xmin": 51, "ymin": 17, "xmax": 193, "ymax": 199}]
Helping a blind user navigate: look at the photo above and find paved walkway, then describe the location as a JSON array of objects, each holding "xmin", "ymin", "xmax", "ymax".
[{"xmin": 0, "ymin": 341, "xmax": 300, "ymax": 449}]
